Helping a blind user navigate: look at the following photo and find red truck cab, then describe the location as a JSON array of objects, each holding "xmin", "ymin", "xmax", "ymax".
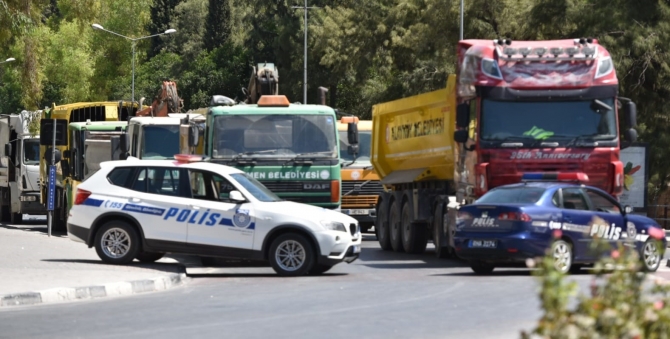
[{"xmin": 453, "ymin": 38, "xmax": 638, "ymax": 199}]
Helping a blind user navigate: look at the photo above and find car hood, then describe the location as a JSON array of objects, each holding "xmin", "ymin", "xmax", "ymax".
[{"xmin": 258, "ymin": 200, "xmax": 356, "ymax": 226}]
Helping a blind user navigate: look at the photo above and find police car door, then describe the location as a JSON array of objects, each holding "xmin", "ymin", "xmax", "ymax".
[
  {"xmin": 185, "ymin": 169, "xmax": 254, "ymax": 250},
  {"xmin": 124, "ymin": 167, "xmax": 191, "ymax": 244},
  {"xmin": 583, "ymin": 188, "xmax": 625, "ymax": 244},
  {"xmin": 558, "ymin": 188, "xmax": 595, "ymax": 260}
]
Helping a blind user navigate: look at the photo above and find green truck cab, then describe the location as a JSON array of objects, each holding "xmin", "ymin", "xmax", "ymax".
[{"xmin": 181, "ymin": 95, "xmax": 342, "ymax": 210}]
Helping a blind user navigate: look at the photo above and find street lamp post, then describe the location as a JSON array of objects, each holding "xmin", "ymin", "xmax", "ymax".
[
  {"xmin": 292, "ymin": 1, "xmax": 319, "ymax": 104},
  {"xmin": 460, "ymin": 0, "xmax": 464, "ymax": 40},
  {"xmin": 91, "ymin": 24, "xmax": 176, "ymax": 105}
]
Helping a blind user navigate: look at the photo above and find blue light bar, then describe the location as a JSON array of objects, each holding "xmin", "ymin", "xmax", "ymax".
[{"xmin": 521, "ymin": 172, "xmax": 589, "ymax": 182}]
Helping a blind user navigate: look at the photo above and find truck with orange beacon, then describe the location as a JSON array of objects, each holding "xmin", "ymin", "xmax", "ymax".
[{"xmin": 370, "ymin": 38, "xmax": 639, "ymax": 257}]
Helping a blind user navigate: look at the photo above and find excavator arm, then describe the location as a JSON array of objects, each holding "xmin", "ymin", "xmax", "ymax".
[
  {"xmin": 244, "ymin": 63, "xmax": 279, "ymax": 104},
  {"xmin": 136, "ymin": 80, "xmax": 183, "ymax": 117}
]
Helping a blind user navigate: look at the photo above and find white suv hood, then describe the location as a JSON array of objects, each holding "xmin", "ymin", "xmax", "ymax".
[{"xmin": 259, "ymin": 201, "xmax": 357, "ymax": 227}]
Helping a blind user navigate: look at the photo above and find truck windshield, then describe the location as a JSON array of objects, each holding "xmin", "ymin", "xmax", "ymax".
[
  {"xmin": 212, "ymin": 115, "xmax": 337, "ymax": 158},
  {"xmin": 141, "ymin": 125, "xmax": 180, "ymax": 159},
  {"xmin": 480, "ymin": 98, "xmax": 617, "ymax": 144},
  {"xmin": 230, "ymin": 173, "xmax": 282, "ymax": 202},
  {"xmin": 23, "ymin": 139, "xmax": 40, "ymax": 165},
  {"xmin": 339, "ymin": 131, "xmax": 371, "ymax": 162}
]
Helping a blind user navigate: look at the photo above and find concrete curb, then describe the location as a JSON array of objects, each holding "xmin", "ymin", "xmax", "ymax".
[{"xmin": 0, "ymin": 273, "xmax": 189, "ymax": 307}]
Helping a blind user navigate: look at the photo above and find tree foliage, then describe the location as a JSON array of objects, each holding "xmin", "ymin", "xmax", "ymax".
[{"xmin": 2, "ymin": 0, "xmax": 670, "ymax": 199}]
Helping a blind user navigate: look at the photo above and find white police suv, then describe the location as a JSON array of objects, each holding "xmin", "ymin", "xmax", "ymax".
[{"xmin": 67, "ymin": 155, "xmax": 361, "ymax": 276}]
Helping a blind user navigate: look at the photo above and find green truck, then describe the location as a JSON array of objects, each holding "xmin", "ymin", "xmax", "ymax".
[{"xmin": 181, "ymin": 94, "xmax": 343, "ymax": 210}]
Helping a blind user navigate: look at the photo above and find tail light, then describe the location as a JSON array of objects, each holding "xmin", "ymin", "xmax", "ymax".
[
  {"xmin": 330, "ymin": 179, "xmax": 340, "ymax": 203},
  {"xmin": 498, "ymin": 212, "xmax": 532, "ymax": 222},
  {"xmin": 475, "ymin": 163, "xmax": 489, "ymax": 196},
  {"xmin": 74, "ymin": 189, "xmax": 92, "ymax": 205}
]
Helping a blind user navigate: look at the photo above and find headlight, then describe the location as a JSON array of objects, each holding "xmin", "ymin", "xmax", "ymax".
[{"xmin": 320, "ymin": 221, "xmax": 347, "ymax": 232}]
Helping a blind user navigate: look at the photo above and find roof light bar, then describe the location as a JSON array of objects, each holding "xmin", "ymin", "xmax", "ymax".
[
  {"xmin": 174, "ymin": 154, "xmax": 204, "ymax": 163},
  {"xmin": 495, "ymin": 41, "xmax": 598, "ymax": 62},
  {"xmin": 521, "ymin": 172, "xmax": 590, "ymax": 182},
  {"xmin": 257, "ymin": 95, "xmax": 290, "ymax": 107},
  {"xmin": 340, "ymin": 116, "xmax": 359, "ymax": 124}
]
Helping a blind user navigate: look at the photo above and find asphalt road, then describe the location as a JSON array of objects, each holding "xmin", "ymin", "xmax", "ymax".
[{"xmin": 0, "ymin": 234, "xmax": 598, "ymax": 339}]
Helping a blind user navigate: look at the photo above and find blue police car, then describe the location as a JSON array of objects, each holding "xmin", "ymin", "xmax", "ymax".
[{"xmin": 453, "ymin": 173, "xmax": 666, "ymax": 275}]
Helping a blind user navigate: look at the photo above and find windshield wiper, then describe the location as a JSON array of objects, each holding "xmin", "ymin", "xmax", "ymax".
[{"xmin": 494, "ymin": 136, "xmax": 542, "ymax": 148}]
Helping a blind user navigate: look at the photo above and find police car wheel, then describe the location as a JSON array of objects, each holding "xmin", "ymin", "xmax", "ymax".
[
  {"xmin": 135, "ymin": 252, "xmax": 165, "ymax": 263},
  {"xmin": 552, "ymin": 240, "xmax": 573, "ymax": 274},
  {"xmin": 94, "ymin": 221, "xmax": 140, "ymax": 265},
  {"xmin": 269, "ymin": 233, "xmax": 315, "ymax": 276},
  {"xmin": 641, "ymin": 239, "xmax": 662, "ymax": 272},
  {"xmin": 389, "ymin": 200, "xmax": 404, "ymax": 252},
  {"xmin": 308, "ymin": 264, "xmax": 334, "ymax": 275},
  {"xmin": 470, "ymin": 261, "xmax": 495, "ymax": 275}
]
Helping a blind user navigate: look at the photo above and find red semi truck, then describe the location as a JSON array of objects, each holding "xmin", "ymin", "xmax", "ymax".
[{"xmin": 371, "ymin": 38, "xmax": 639, "ymax": 256}]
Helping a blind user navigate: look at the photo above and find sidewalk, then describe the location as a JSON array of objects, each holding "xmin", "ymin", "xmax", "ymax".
[{"xmin": 0, "ymin": 218, "xmax": 199, "ymax": 307}]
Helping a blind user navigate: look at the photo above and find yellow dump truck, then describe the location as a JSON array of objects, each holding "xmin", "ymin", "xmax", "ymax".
[{"xmin": 337, "ymin": 117, "xmax": 384, "ymax": 233}]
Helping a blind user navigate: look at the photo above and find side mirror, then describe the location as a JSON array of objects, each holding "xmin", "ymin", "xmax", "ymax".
[
  {"xmin": 44, "ymin": 147, "xmax": 62, "ymax": 164},
  {"xmin": 347, "ymin": 144, "xmax": 359, "ymax": 155},
  {"xmin": 623, "ymin": 205, "xmax": 633, "ymax": 215},
  {"xmin": 61, "ymin": 160, "xmax": 70, "ymax": 178},
  {"xmin": 624, "ymin": 128, "xmax": 638, "ymax": 143},
  {"xmin": 347, "ymin": 122, "xmax": 359, "ymax": 145},
  {"xmin": 229, "ymin": 190, "xmax": 246, "ymax": 203},
  {"xmin": 454, "ymin": 130, "xmax": 469, "ymax": 143},
  {"xmin": 4, "ymin": 144, "xmax": 11, "ymax": 157},
  {"xmin": 120, "ymin": 133, "xmax": 129, "ymax": 154},
  {"xmin": 623, "ymin": 101, "xmax": 637, "ymax": 128},
  {"xmin": 456, "ymin": 103, "xmax": 470, "ymax": 129},
  {"xmin": 188, "ymin": 125, "xmax": 200, "ymax": 147}
]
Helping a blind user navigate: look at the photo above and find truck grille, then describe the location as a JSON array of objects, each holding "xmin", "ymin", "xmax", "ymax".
[
  {"xmin": 283, "ymin": 196, "xmax": 333, "ymax": 204},
  {"xmin": 261, "ymin": 181, "xmax": 304, "ymax": 192},
  {"xmin": 342, "ymin": 195, "xmax": 378, "ymax": 208},
  {"xmin": 342, "ymin": 180, "xmax": 384, "ymax": 196}
]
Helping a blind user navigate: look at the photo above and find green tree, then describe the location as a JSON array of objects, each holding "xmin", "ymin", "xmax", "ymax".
[
  {"xmin": 166, "ymin": 0, "xmax": 209, "ymax": 60},
  {"xmin": 204, "ymin": 0, "xmax": 231, "ymax": 51},
  {"xmin": 146, "ymin": 0, "xmax": 183, "ymax": 58}
]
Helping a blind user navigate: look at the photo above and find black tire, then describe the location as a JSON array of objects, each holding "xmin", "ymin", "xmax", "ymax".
[
  {"xmin": 470, "ymin": 261, "xmax": 495, "ymax": 275},
  {"xmin": 52, "ymin": 191, "xmax": 67, "ymax": 232},
  {"xmin": 641, "ymin": 239, "xmax": 662, "ymax": 272},
  {"xmin": 135, "ymin": 252, "xmax": 165, "ymax": 263},
  {"xmin": 551, "ymin": 240, "xmax": 573, "ymax": 274},
  {"xmin": 433, "ymin": 203, "xmax": 452, "ymax": 258},
  {"xmin": 94, "ymin": 220, "xmax": 141, "ymax": 265},
  {"xmin": 376, "ymin": 200, "xmax": 392, "ymax": 251},
  {"xmin": 401, "ymin": 201, "xmax": 428, "ymax": 254},
  {"xmin": 268, "ymin": 233, "xmax": 316, "ymax": 277},
  {"xmin": 388, "ymin": 200, "xmax": 403, "ymax": 252},
  {"xmin": 10, "ymin": 212, "xmax": 22, "ymax": 224},
  {"xmin": 308, "ymin": 264, "xmax": 334, "ymax": 275}
]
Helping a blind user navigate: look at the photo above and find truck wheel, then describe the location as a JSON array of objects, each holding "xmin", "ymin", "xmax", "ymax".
[
  {"xmin": 94, "ymin": 220, "xmax": 141, "ymax": 265},
  {"xmin": 433, "ymin": 203, "xmax": 452, "ymax": 259},
  {"xmin": 401, "ymin": 201, "xmax": 428, "ymax": 254},
  {"xmin": 470, "ymin": 261, "xmax": 495, "ymax": 275},
  {"xmin": 10, "ymin": 212, "xmax": 22, "ymax": 224},
  {"xmin": 376, "ymin": 201, "xmax": 392, "ymax": 251},
  {"xmin": 552, "ymin": 240, "xmax": 573, "ymax": 274},
  {"xmin": 269, "ymin": 233, "xmax": 315, "ymax": 277},
  {"xmin": 0, "ymin": 206, "xmax": 8, "ymax": 223},
  {"xmin": 641, "ymin": 239, "xmax": 662, "ymax": 272},
  {"xmin": 388, "ymin": 200, "xmax": 403, "ymax": 252},
  {"xmin": 135, "ymin": 252, "xmax": 165, "ymax": 263},
  {"xmin": 53, "ymin": 191, "xmax": 68, "ymax": 232}
]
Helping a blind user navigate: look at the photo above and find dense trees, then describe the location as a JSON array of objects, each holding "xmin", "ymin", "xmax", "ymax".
[{"xmin": 1, "ymin": 0, "xmax": 670, "ymax": 199}]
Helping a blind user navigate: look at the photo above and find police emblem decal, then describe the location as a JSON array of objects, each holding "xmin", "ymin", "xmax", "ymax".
[
  {"xmin": 627, "ymin": 222, "xmax": 637, "ymax": 239},
  {"xmin": 233, "ymin": 209, "xmax": 252, "ymax": 228}
]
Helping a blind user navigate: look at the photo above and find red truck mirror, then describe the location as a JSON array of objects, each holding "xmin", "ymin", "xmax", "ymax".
[
  {"xmin": 453, "ymin": 130, "xmax": 468, "ymax": 143},
  {"xmin": 456, "ymin": 103, "xmax": 470, "ymax": 129},
  {"xmin": 623, "ymin": 101, "xmax": 637, "ymax": 128},
  {"xmin": 624, "ymin": 128, "xmax": 638, "ymax": 143}
]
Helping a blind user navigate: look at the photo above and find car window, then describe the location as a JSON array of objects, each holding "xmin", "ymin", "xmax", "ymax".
[
  {"xmin": 188, "ymin": 170, "xmax": 237, "ymax": 203},
  {"xmin": 476, "ymin": 187, "xmax": 546, "ymax": 204},
  {"xmin": 230, "ymin": 173, "xmax": 281, "ymax": 202},
  {"xmin": 585, "ymin": 189, "xmax": 620, "ymax": 214},
  {"xmin": 561, "ymin": 188, "xmax": 589, "ymax": 210},
  {"xmin": 107, "ymin": 167, "xmax": 134, "ymax": 188},
  {"xmin": 131, "ymin": 168, "xmax": 147, "ymax": 192}
]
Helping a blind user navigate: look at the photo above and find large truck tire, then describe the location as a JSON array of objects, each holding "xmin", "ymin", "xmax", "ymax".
[
  {"xmin": 401, "ymin": 200, "xmax": 428, "ymax": 254},
  {"xmin": 376, "ymin": 200, "xmax": 392, "ymax": 251},
  {"xmin": 8, "ymin": 191, "xmax": 22, "ymax": 224},
  {"xmin": 52, "ymin": 190, "xmax": 68, "ymax": 232},
  {"xmin": 433, "ymin": 202, "xmax": 453, "ymax": 259},
  {"xmin": 388, "ymin": 200, "xmax": 404, "ymax": 252},
  {"xmin": 0, "ymin": 188, "xmax": 9, "ymax": 223}
]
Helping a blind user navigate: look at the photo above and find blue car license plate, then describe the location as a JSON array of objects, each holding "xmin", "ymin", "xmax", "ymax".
[{"xmin": 469, "ymin": 240, "xmax": 497, "ymax": 248}]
